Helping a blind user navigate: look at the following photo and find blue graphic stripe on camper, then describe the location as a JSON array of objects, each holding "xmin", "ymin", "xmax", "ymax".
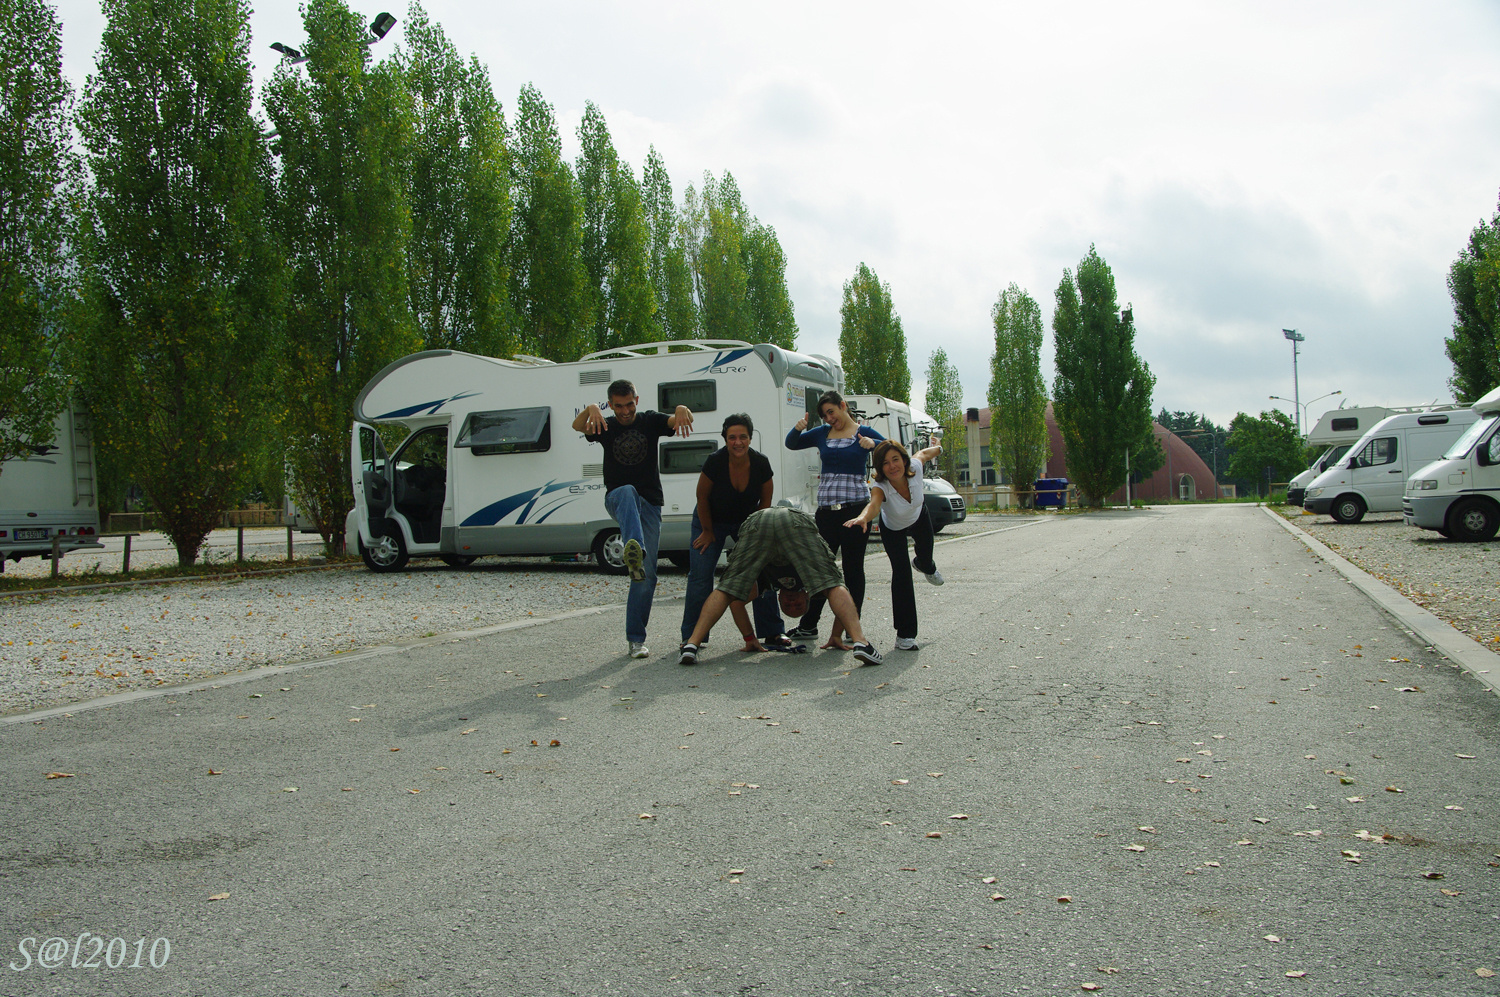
[
  {"xmin": 460, "ymin": 480, "xmax": 586, "ymax": 527},
  {"xmin": 376, "ymin": 391, "xmax": 481, "ymax": 420},
  {"xmin": 688, "ymin": 348, "xmax": 753, "ymax": 374}
]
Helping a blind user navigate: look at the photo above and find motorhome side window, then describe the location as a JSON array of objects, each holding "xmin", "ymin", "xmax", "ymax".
[
  {"xmin": 658, "ymin": 380, "xmax": 716, "ymax": 413},
  {"xmin": 1330, "ymin": 417, "xmax": 1359, "ymax": 433},
  {"xmin": 454, "ymin": 407, "xmax": 550, "ymax": 456},
  {"xmin": 660, "ymin": 440, "xmax": 718, "ymax": 474},
  {"xmin": 1353, "ymin": 437, "xmax": 1397, "ymax": 467}
]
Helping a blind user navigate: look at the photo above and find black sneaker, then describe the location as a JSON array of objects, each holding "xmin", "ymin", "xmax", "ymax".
[
  {"xmin": 678, "ymin": 643, "xmax": 699, "ymax": 666},
  {"xmin": 851, "ymin": 642, "xmax": 883, "ymax": 666},
  {"xmin": 787, "ymin": 625, "xmax": 818, "ymax": 640}
]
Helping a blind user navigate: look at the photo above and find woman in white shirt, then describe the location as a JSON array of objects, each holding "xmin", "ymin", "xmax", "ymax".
[{"xmin": 845, "ymin": 440, "xmax": 945, "ymax": 650}]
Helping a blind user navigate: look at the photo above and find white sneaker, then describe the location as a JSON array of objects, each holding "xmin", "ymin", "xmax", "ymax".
[
  {"xmin": 924, "ymin": 568, "xmax": 945, "ymax": 586},
  {"xmin": 629, "ymin": 642, "xmax": 650, "ymax": 659},
  {"xmin": 894, "ymin": 637, "xmax": 918, "ymax": 650}
]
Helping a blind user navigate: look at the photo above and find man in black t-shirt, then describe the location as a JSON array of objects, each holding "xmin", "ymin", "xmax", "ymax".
[{"xmin": 573, "ymin": 379, "xmax": 694, "ymax": 659}]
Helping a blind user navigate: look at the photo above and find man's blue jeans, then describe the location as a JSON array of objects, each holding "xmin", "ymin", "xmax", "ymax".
[
  {"xmin": 681, "ymin": 518, "xmax": 784, "ymax": 643},
  {"xmin": 605, "ymin": 485, "xmax": 661, "ymax": 645}
]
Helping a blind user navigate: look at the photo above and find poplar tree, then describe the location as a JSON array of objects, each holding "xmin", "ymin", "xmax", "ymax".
[
  {"xmin": 0, "ymin": 0, "xmax": 77, "ymax": 473},
  {"xmin": 642, "ymin": 146, "xmax": 698, "ymax": 340},
  {"xmin": 76, "ymin": 0, "xmax": 281, "ymax": 564},
  {"xmin": 839, "ymin": 262, "xmax": 909, "ymax": 401},
  {"xmin": 923, "ymin": 348, "xmax": 964, "ymax": 482},
  {"xmin": 265, "ymin": 0, "xmax": 418, "ymax": 545},
  {"xmin": 509, "ymin": 82, "xmax": 591, "ymax": 361},
  {"xmin": 1051, "ymin": 247, "xmax": 1160, "ymax": 506},
  {"xmin": 988, "ymin": 283, "xmax": 1050, "ymax": 504},
  {"xmin": 1444, "ymin": 200, "xmax": 1500, "ymax": 404},
  {"xmin": 683, "ymin": 171, "xmax": 796, "ymax": 348},
  {"xmin": 576, "ymin": 102, "xmax": 658, "ymax": 352},
  {"xmin": 398, "ymin": 2, "xmax": 514, "ymax": 357}
]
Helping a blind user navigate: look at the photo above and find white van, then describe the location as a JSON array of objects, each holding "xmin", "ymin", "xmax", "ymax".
[
  {"xmin": 346, "ymin": 340, "xmax": 842, "ymax": 573},
  {"xmin": 1402, "ymin": 384, "xmax": 1500, "ymax": 541},
  {"xmin": 0, "ymin": 402, "xmax": 104, "ymax": 571},
  {"xmin": 1303, "ymin": 407, "xmax": 1479, "ymax": 523},
  {"xmin": 1285, "ymin": 406, "xmax": 1390, "ymax": 506}
]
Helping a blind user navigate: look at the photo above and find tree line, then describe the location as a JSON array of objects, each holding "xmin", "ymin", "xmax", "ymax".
[{"xmin": 0, "ymin": 0, "xmax": 799, "ymax": 563}]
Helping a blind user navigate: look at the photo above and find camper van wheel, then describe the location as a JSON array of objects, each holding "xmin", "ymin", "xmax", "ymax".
[
  {"xmin": 440, "ymin": 554, "xmax": 478, "ymax": 568},
  {"xmin": 591, "ymin": 529, "xmax": 628, "ymax": 575},
  {"xmin": 1447, "ymin": 497, "xmax": 1499, "ymax": 542},
  {"xmin": 1329, "ymin": 495, "xmax": 1366, "ymax": 524},
  {"xmin": 359, "ymin": 531, "xmax": 409, "ymax": 573}
]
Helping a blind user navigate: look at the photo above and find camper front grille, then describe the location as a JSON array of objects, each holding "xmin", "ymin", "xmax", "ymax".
[
  {"xmin": 579, "ymin": 370, "xmax": 611, "ymax": 386},
  {"xmin": 582, "ymin": 464, "xmax": 604, "ymax": 478}
]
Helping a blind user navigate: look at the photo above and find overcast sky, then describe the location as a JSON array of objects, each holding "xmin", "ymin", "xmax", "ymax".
[{"xmin": 52, "ymin": 1, "xmax": 1500, "ymax": 429}]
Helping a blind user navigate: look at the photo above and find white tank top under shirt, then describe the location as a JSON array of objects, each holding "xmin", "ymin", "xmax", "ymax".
[{"xmin": 876, "ymin": 458, "xmax": 925, "ymax": 531}]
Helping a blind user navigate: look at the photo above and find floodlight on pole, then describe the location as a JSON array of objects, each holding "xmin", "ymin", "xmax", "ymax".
[
  {"xmin": 1282, "ymin": 328, "xmax": 1305, "ymax": 434},
  {"xmin": 368, "ymin": 11, "xmax": 397, "ymax": 39}
]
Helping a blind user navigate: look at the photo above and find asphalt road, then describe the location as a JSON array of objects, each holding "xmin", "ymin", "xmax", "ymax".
[{"xmin": 2, "ymin": 505, "xmax": 1497, "ymax": 997}]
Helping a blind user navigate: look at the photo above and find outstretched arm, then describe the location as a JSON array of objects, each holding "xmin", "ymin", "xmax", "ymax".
[
  {"xmin": 844, "ymin": 489, "xmax": 884, "ymax": 531},
  {"xmin": 572, "ymin": 404, "xmax": 605, "ymax": 434},
  {"xmin": 914, "ymin": 444, "xmax": 942, "ymax": 464}
]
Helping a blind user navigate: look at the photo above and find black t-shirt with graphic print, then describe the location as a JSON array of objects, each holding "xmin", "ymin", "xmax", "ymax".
[
  {"xmin": 585, "ymin": 410, "xmax": 674, "ymax": 507},
  {"xmin": 757, "ymin": 563, "xmax": 804, "ymax": 595}
]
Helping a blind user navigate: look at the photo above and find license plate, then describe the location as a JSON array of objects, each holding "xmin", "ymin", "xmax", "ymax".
[{"xmin": 13, "ymin": 528, "xmax": 49, "ymax": 541}]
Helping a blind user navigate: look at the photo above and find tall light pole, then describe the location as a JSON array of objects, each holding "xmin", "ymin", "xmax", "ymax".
[
  {"xmin": 1282, "ymin": 328, "xmax": 1305, "ymax": 434},
  {"xmin": 1270, "ymin": 389, "xmax": 1341, "ymax": 434}
]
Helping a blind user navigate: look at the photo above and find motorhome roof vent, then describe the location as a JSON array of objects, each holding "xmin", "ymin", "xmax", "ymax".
[
  {"xmin": 1330, "ymin": 417, "xmax": 1359, "ymax": 432},
  {"xmin": 579, "ymin": 370, "xmax": 611, "ymax": 386},
  {"xmin": 1416, "ymin": 414, "xmax": 1450, "ymax": 425}
]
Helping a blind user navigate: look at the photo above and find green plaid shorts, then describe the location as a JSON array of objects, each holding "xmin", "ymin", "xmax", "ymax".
[{"xmin": 716, "ymin": 507, "xmax": 843, "ymax": 603}]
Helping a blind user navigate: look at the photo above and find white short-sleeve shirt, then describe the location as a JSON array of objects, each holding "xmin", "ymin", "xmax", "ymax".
[{"xmin": 876, "ymin": 458, "xmax": 926, "ymax": 531}]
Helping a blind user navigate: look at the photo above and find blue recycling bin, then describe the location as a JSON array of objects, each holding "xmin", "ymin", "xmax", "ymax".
[{"xmin": 1033, "ymin": 477, "xmax": 1068, "ymax": 508}]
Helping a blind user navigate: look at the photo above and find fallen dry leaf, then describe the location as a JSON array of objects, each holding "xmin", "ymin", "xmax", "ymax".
[
  {"xmin": 44, "ymin": 772, "xmax": 74, "ymax": 779},
  {"xmin": 1286, "ymin": 970, "xmax": 1307, "ymax": 978},
  {"xmin": 989, "ymin": 893, "xmax": 1005, "ymax": 901},
  {"xmin": 981, "ymin": 876, "xmax": 997, "ymax": 884},
  {"xmin": 1263, "ymin": 935, "xmax": 1282, "ymax": 943},
  {"xmin": 1345, "ymin": 796, "xmax": 1365, "ymax": 803},
  {"xmin": 1082, "ymin": 985, "xmax": 1101, "ymax": 992},
  {"xmin": 1441, "ymin": 888, "xmax": 1461, "ymax": 896},
  {"xmin": 208, "ymin": 893, "xmax": 230, "ymax": 901},
  {"xmin": 1098, "ymin": 966, "xmax": 1120, "ymax": 974},
  {"xmin": 407, "ymin": 789, "xmax": 419, "ymax": 794},
  {"xmin": 948, "ymin": 814, "xmax": 969, "ymax": 820},
  {"xmin": 927, "ymin": 772, "xmax": 943, "ymax": 778},
  {"xmin": 1125, "ymin": 844, "xmax": 1146, "ymax": 852},
  {"xmin": 549, "ymin": 739, "xmax": 561, "ymax": 747},
  {"xmin": 1385, "ymin": 786, "xmax": 1403, "ymax": 793},
  {"xmin": 926, "ymin": 832, "xmax": 942, "ymax": 839},
  {"xmin": 461, "ymin": 728, "xmax": 477, "ymax": 735},
  {"xmin": 728, "ymin": 869, "xmax": 746, "ymax": 875},
  {"xmin": 1476, "ymin": 968, "xmax": 1495, "ymax": 978},
  {"xmin": 639, "ymin": 813, "xmax": 654, "ymax": 819},
  {"xmin": 1057, "ymin": 895, "xmax": 1072, "ymax": 903},
  {"xmin": 207, "ymin": 769, "xmax": 221, "ymax": 776},
  {"xmin": 1204, "ymin": 861, "xmax": 1221, "ymax": 868},
  {"xmin": 282, "ymin": 787, "xmax": 297, "ymax": 793},
  {"xmin": 1237, "ymin": 839, "xmax": 1253, "ymax": 846},
  {"xmin": 1424, "ymin": 872, "xmax": 1445, "ymax": 879},
  {"xmin": 1456, "ymin": 754, "xmax": 1476, "ymax": 759},
  {"xmin": 892, "ymin": 779, "xmax": 909, "ymax": 785},
  {"xmin": 1139, "ymin": 826, "xmax": 1157, "ymax": 833}
]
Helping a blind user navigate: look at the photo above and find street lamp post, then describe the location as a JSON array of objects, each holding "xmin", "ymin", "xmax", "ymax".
[
  {"xmin": 1270, "ymin": 389, "xmax": 1342, "ymax": 435},
  {"xmin": 272, "ymin": 11, "xmax": 396, "ymax": 65},
  {"xmin": 1282, "ymin": 328, "xmax": 1305, "ymax": 434}
]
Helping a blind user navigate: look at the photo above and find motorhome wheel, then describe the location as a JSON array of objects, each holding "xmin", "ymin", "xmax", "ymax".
[
  {"xmin": 591, "ymin": 528, "xmax": 628, "ymax": 575},
  {"xmin": 1330, "ymin": 495, "xmax": 1366, "ymax": 524},
  {"xmin": 1447, "ymin": 497, "xmax": 1499, "ymax": 542},
  {"xmin": 360, "ymin": 531, "xmax": 409, "ymax": 573}
]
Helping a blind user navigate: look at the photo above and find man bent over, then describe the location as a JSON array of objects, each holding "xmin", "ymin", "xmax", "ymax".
[{"xmin": 678, "ymin": 507, "xmax": 883, "ymax": 667}]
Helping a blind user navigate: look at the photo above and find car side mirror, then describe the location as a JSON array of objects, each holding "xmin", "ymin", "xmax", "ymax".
[{"xmin": 1480, "ymin": 436, "xmax": 1500, "ymax": 466}]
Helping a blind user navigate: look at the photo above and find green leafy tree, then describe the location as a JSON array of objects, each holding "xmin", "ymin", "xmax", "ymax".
[
  {"xmin": 988, "ymin": 283, "xmax": 1050, "ymax": 504},
  {"xmin": 1051, "ymin": 247, "xmax": 1160, "ymax": 506},
  {"xmin": 508, "ymin": 82, "xmax": 591, "ymax": 361},
  {"xmin": 838, "ymin": 263, "xmax": 909, "ymax": 401},
  {"xmin": 398, "ymin": 2, "xmax": 514, "ymax": 356},
  {"xmin": 265, "ymin": 0, "xmax": 418, "ymax": 546},
  {"xmin": 683, "ymin": 172, "xmax": 796, "ymax": 348},
  {"xmin": 1444, "ymin": 198, "xmax": 1500, "ymax": 404},
  {"xmin": 1226, "ymin": 409, "xmax": 1305, "ymax": 497},
  {"xmin": 75, "ymin": 0, "xmax": 281, "ymax": 565},
  {"xmin": 576, "ymin": 102, "xmax": 658, "ymax": 352},
  {"xmin": 0, "ymin": 0, "xmax": 77, "ymax": 474},
  {"xmin": 923, "ymin": 347, "xmax": 964, "ymax": 482},
  {"xmin": 1156, "ymin": 408, "xmax": 1226, "ymax": 484},
  {"xmin": 642, "ymin": 146, "xmax": 698, "ymax": 340}
]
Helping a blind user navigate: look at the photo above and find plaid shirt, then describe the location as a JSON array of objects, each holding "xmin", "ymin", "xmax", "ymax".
[{"xmin": 817, "ymin": 437, "xmax": 869, "ymax": 507}]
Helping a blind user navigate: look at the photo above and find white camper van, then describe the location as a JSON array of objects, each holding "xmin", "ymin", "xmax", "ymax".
[
  {"xmin": 1402, "ymin": 384, "xmax": 1500, "ymax": 542},
  {"xmin": 1285, "ymin": 406, "xmax": 1390, "ymax": 507},
  {"xmin": 0, "ymin": 402, "xmax": 104, "ymax": 571},
  {"xmin": 1303, "ymin": 407, "xmax": 1479, "ymax": 523},
  {"xmin": 347, "ymin": 340, "xmax": 843, "ymax": 573}
]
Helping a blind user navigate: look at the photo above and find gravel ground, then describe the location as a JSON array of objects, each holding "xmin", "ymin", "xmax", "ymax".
[
  {"xmin": 0, "ymin": 515, "xmax": 1017, "ymax": 716},
  {"xmin": 1276, "ymin": 505, "xmax": 1500, "ymax": 651}
]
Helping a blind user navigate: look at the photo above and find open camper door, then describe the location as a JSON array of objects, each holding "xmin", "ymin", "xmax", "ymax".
[{"xmin": 351, "ymin": 422, "xmax": 405, "ymax": 571}]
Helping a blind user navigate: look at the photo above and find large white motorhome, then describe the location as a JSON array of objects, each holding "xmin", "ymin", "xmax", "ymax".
[
  {"xmin": 1286, "ymin": 406, "xmax": 1391, "ymax": 506},
  {"xmin": 1402, "ymin": 384, "xmax": 1500, "ymax": 542},
  {"xmin": 0, "ymin": 402, "xmax": 104, "ymax": 571},
  {"xmin": 346, "ymin": 340, "xmax": 843, "ymax": 573},
  {"xmin": 1303, "ymin": 406, "xmax": 1479, "ymax": 523}
]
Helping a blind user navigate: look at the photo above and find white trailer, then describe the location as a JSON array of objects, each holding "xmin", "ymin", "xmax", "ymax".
[
  {"xmin": 346, "ymin": 340, "xmax": 843, "ymax": 573},
  {"xmin": 0, "ymin": 402, "xmax": 104, "ymax": 571}
]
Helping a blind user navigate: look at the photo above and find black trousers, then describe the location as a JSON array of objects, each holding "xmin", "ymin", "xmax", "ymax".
[
  {"xmin": 878, "ymin": 508, "xmax": 936, "ymax": 639},
  {"xmin": 799, "ymin": 505, "xmax": 868, "ymax": 631}
]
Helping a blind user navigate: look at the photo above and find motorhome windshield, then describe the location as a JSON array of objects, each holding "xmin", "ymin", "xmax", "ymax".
[{"xmin": 1443, "ymin": 413, "xmax": 1498, "ymax": 460}]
